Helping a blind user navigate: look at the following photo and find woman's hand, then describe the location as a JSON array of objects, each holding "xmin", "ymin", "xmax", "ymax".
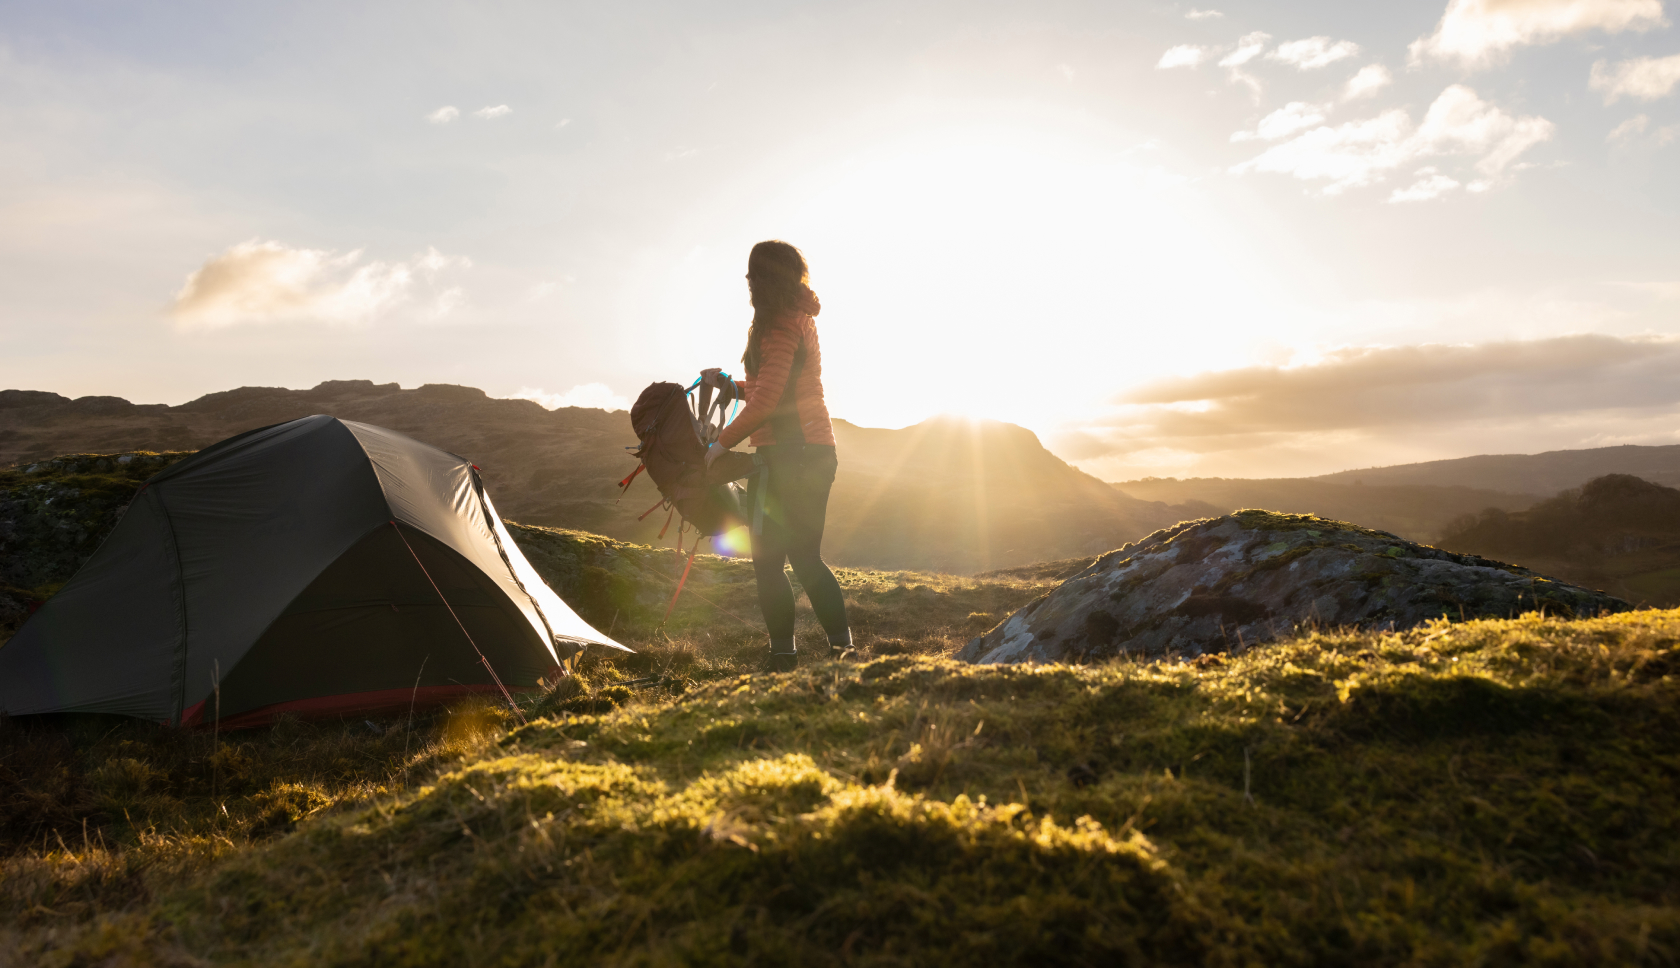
[{"xmin": 704, "ymin": 442, "xmax": 725, "ymax": 468}]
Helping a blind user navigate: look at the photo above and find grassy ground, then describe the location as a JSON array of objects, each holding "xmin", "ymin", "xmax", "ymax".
[{"xmin": 4, "ymin": 551, "xmax": 1679, "ymax": 965}]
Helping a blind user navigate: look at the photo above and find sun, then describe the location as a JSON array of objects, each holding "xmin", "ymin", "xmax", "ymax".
[{"xmin": 731, "ymin": 117, "xmax": 1286, "ymax": 433}]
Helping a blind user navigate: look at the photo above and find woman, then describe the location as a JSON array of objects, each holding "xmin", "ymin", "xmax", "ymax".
[{"xmin": 705, "ymin": 240, "xmax": 850, "ymax": 671}]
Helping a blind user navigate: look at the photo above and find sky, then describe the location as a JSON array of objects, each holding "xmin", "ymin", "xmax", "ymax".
[{"xmin": 2, "ymin": 0, "xmax": 1678, "ymax": 481}]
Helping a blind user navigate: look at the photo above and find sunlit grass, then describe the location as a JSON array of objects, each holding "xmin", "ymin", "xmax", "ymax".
[{"xmin": 6, "ymin": 589, "xmax": 1680, "ymax": 964}]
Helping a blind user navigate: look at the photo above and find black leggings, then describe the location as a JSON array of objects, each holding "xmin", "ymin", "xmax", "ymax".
[{"xmin": 748, "ymin": 445, "xmax": 849, "ymax": 654}]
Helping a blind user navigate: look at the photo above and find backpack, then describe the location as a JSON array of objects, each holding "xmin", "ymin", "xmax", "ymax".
[{"xmin": 621, "ymin": 370, "xmax": 758, "ymax": 540}]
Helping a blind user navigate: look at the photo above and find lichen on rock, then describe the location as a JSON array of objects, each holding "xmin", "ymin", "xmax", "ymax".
[{"xmin": 958, "ymin": 510, "xmax": 1632, "ymax": 665}]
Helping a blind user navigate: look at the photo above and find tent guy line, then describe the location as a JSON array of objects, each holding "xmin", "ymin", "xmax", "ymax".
[{"xmin": 390, "ymin": 519, "xmax": 527, "ymax": 726}]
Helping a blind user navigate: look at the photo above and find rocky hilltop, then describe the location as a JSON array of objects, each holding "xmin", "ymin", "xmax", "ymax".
[
  {"xmin": 959, "ymin": 510, "xmax": 1630, "ymax": 665},
  {"xmin": 0, "ymin": 384, "xmax": 1199, "ymax": 573}
]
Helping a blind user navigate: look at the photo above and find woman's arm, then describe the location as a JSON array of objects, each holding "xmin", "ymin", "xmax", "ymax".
[{"xmin": 717, "ymin": 323, "xmax": 798, "ymax": 450}]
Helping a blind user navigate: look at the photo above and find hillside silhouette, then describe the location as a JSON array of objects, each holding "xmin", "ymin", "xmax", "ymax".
[
  {"xmin": 1113, "ymin": 476, "xmax": 1533, "ymax": 542},
  {"xmin": 1314, "ymin": 445, "xmax": 1680, "ymax": 493},
  {"xmin": 1113, "ymin": 443, "xmax": 1680, "ymax": 543},
  {"xmin": 0, "ymin": 382, "xmax": 1198, "ymax": 573},
  {"xmin": 1436, "ymin": 474, "xmax": 1680, "ymax": 607}
]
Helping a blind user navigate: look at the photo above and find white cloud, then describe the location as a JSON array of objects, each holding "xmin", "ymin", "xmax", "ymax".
[
  {"xmin": 1416, "ymin": 86, "xmax": 1555, "ymax": 177},
  {"xmin": 556, "ymin": 118, "xmax": 573, "ymax": 128},
  {"xmin": 170, "ymin": 240, "xmax": 470, "ymax": 327},
  {"xmin": 1609, "ymin": 114, "xmax": 1680, "ymax": 144},
  {"xmin": 1232, "ymin": 85, "xmax": 1554, "ymax": 198},
  {"xmin": 1268, "ymin": 37, "xmax": 1360, "ymax": 70},
  {"xmin": 1609, "ymin": 114, "xmax": 1652, "ymax": 141},
  {"xmin": 1234, "ymin": 109, "xmax": 1413, "ymax": 192},
  {"xmin": 425, "ymin": 106, "xmax": 459, "ymax": 124},
  {"xmin": 1389, "ymin": 170, "xmax": 1463, "ymax": 203},
  {"xmin": 1590, "ymin": 53, "xmax": 1680, "ymax": 103},
  {"xmin": 1411, "ymin": 0, "xmax": 1666, "ymax": 68},
  {"xmin": 474, "ymin": 104, "xmax": 512, "ymax": 119},
  {"xmin": 1218, "ymin": 32, "xmax": 1272, "ymax": 99},
  {"xmin": 506, "ymin": 383, "xmax": 631, "ymax": 412},
  {"xmin": 1343, "ymin": 64, "xmax": 1392, "ymax": 100},
  {"xmin": 1218, "ymin": 31, "xmax": 1271, "ymax": 67},
  {"xmin": 1157, "ymin": 45, "xmax": 1209, "ymax": 69},
  {"xmin": 1231, "ymin": 102, "xmax": 1329, "ymax": 142},
  {"xmin": 1186, "ymin": 8, "xmax": 1224, "ymax": 19}
]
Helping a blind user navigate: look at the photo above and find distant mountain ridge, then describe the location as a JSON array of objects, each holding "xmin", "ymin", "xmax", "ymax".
[
  {"xmin": 1113, "ymin": 443, "xmax": 1680, "ymax": 543},
  {"xmin": 0, "ymin": 381, "xmax": 1199, "ymax": 573},
  {"xmin": 1113, "ymin": 477, "xmax": 1534, "ymax": 543},
  {"xmin": 1312, "ymin": 445, "xmax": 1680, "ymax": 494}
]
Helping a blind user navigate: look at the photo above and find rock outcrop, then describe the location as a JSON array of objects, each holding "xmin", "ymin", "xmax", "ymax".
[{"xmin": 958, "ymin": 510, "xmax": 1631, "ymax": 665}]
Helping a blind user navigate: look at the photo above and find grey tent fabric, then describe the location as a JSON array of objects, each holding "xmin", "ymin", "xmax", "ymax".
[{"xmin": 0, "ymin": 415, "xmax": 626, "ymax": 725}]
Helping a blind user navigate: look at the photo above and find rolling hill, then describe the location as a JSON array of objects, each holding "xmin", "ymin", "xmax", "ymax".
[
  {"xmin": 0, "ymin": 382, "xmax": 1197, "ymax": 574},
  {"xmin": 1313, "ymin": 444, "xmax": 1680, "ymax": 493},
  {"xmin": 1435, "ymin": 474, "xmax": 1680, "ymax": 607},
  {"xmin": 1113, "ymin": 444, "xmax": 1680, "ymax": 547},
  {"xmin": 1112, "ymin": 476, "xmax": 1535, "ymax": 543}
]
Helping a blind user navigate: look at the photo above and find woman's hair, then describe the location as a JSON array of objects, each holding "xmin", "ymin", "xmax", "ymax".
[{"xmin": 741, "ymin": 240, "xmax": 809, "ymax": 375}]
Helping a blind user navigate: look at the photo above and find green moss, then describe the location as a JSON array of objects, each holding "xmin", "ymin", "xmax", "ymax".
[
  {"xmin": 9, "ymin": 608, "xmax": 1680, "ymax": 965},
  {"xmin": 1233, "ymin": 507, "xmax": 1403, "ymax": 542},
  {"xmin": 7, "ymin": 491, "xmax": 1680, "ymax": 963}
]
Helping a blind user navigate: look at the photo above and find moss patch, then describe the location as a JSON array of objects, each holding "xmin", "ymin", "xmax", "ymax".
[{"xmin": 6, "ymin": 608, "xmax": 1680, "ymax": 965}]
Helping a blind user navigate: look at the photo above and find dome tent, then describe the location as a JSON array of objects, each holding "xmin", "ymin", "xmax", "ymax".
[{"xmin": 0, "ymin": 415, "xmax": 627, "ymax": 727}]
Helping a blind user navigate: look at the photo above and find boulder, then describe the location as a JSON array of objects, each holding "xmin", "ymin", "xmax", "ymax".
[{"xmin": 958, "ymin": 510, "xmax": 1632, "ymax": 665}]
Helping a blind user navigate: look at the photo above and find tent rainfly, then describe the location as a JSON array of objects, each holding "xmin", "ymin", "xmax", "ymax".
[{"xmin": 0, "ymin": 415, "xmax": 628, "ymax": 727}]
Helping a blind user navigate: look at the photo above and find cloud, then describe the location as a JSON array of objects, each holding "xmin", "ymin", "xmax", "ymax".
[
  {"xmin": 1389, "ymin": 169, "xmax": 1463, "ymax": 202},
  {"xmin": 1590, "ymin": 53, "xmax": 1680, "ymax": 103},
  {"xmin": 474, "ymin": 104, "xmax": 512, "ymax": 119},
  {"xmin": 425, "ymin": 106, "xmax": 459, "ymax": 124},
  {"xmin": 506, "ymin": 383, "xmax": 631, "ymax": 412},
  {"xmin": 1231, "ymin": 102, "xmax": 1329, "ymax": 142},
  {"xmin": 1232, "ymin": 85, "xmax": 1553, "ymax": 197},
  {"xmin": 1186, "ymin": 8, "xmax": 1224, "ymax": 19},
  {"xmin": 1268, "ymin": 37, "xmax": 1360, "ymax": 70},
  {"xmin": 1157, "ymin": 45, "xmax": 1210, "ymax": 68},
  {"xmin": 1343, "ymin": 64, "xmax": 1392, "ymax": 100},
  {"xmin": 171, "ymin": 240, "xmax": 470, "ymax": 327},
  {"xmin": 1608, "ymin": 113, "xmax": 1650, "ymax": 142},
  {"xmin": 1057, "ymin": 335, "xmax": 1680, "ymax": 474},
  {"xmin": 1218, "ymin": 31, "xmax": 1271, "ymax": 99},
  {"xmin": 1121, "ymin": 335, "xmax": 1680, "ymax": 428},
  {"xmin": 1218, "ymin": 31, "xmax": 1271, "ymax": 67},
  {"xmin": 1411, "ymin": 0, "xmax": 1666, "ymax": 68}
]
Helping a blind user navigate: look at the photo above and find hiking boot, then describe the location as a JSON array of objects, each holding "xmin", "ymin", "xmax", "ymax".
[
  {"xmin": 826, "ymin": 630, "xmax": 853, "ymax": 659},
  {"xmin": 767, "ymin": 651, "xmax": 798, "ymax": 673}
]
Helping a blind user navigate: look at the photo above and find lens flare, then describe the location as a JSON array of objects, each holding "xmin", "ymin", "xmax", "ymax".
[{"xmin": 712, "ymin": 525, "xmax": 752, "ymax": 558}]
